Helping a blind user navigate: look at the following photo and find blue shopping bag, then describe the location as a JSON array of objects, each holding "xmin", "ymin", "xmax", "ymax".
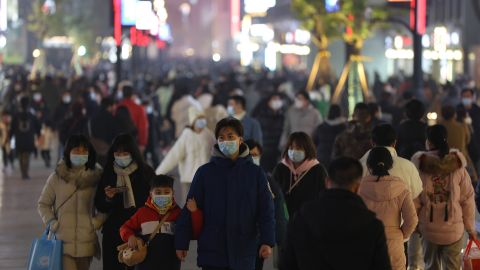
[{"xmin": 27, "ymin": 224, "xmax": 63, "ymax": 270}]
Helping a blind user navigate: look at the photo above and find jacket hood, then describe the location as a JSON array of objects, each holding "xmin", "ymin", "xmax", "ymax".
[
  {"xmin": 55, "ymin": 160, "xmax": 102, "ymax": 189},
  {"xmin": 417, "ymin": 150, "xmax": 465, "ymax": 176},
  {"xmin": 303, "ymin": 189, "xmax": 377, "ymax": 241},
  {"xmin": 211, "ymin": 143, "xmax": 251, "ymax": 166},
  {"xmin": 360, "ymin": 175, "xmax": 406, "ymax": 202}
]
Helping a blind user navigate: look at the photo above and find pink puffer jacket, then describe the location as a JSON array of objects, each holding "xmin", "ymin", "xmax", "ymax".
[
  {"xmin": 359, "ymin": 175, "xmax": 418, "ymax": 270},
  {"xmin": 411, "ymin": 150, "xmax": 475, "ymax": 245}
]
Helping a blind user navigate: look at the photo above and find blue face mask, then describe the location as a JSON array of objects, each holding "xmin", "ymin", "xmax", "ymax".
[
  {"xmin": 194, "ymin": 118, "xmax": 207, "ymax": 129},
  {"xmin": 114, "ymin": 155, "xmax": 133, "ymax": 168},
  {"xmin": 218, "ymin": 140, "xmax": 239, "ymax": 157},
  {"xmin": 70, "ymin": 154, "xmax": 88, "ymax": 167},
  {"xmin": 153, "ymin": 194, "xmax": 172, "ymax": 209},
  {"xmin": 462, "ymin": 98, "xmax": 473, "ymax": 107},
  {"xmin": 288, "ymin": 149, "xmax": 305, "ymax": 163},
  {"xmin": 252, "ymin": 156, "xmax": 261, "ymax": 166}
]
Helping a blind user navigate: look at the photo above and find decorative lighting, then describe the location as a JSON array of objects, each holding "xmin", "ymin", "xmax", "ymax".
[
  {"xmin": 212, "ymin": 53, "xmax": 221, "ymax": 62},
  {"xmin": 32, "ymin": 49, "xmax": 41, "ymax": 58},
  {"xmin": 77, "ymin": 45, "xmax": 87, "ymax": 57}
]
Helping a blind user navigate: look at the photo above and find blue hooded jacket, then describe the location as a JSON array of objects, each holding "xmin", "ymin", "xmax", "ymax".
[{"xmin": 175, "ymin": 143, "xmax": 275, "ymax": 270}]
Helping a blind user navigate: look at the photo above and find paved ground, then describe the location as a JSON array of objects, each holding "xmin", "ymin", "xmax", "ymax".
[{"xmin": 0, "ymin": 156, "xmax": 276, "ymax": 270}]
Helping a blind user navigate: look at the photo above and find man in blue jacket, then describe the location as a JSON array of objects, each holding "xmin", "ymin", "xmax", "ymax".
[{"xmin": 175, "ymin": 117, "xmax": 275, "ymax": 270}]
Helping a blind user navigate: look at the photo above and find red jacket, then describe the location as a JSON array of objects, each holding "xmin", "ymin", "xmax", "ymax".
[
  {"xmin": 120, "ymin": 197, "xmax": 203, "ymax": 242},
  {"xmin": 118, "ymin": 99, "xmax": 148, "ymax": 147}
]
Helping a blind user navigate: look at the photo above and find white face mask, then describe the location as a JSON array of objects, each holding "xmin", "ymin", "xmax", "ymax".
[
  {"xmin": 294, "ymin": 98, "xmax": 304, "ymax": 109},
  {"xmin": 252, "ymin": 156, "xmax": 261, "ymax": 166},
  {"xmin": 269, "ymin": 100, "xmax": 283, "ymax": 110},
  {"xmin": 146, "ymin": 106, "xmax": 153, "ymax": 114},
  {"xmin": 62, "ymin": 95, "xmax": 72, "ymax": 104},
  {"xmin": 227, "ymin": 105, "xmax": 235, "ymax": 116}
]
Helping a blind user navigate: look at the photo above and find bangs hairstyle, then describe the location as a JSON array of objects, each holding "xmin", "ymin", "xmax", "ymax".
[
  {"xmin": 64, "ymin": 134, "xmax": 97, "ymax": 170},
  {"xmin": 105, "ymin": 134, "xmax": 145, "ymax": 170},
  {"xmin": 151, "ymin": 174, "xmax": 175, "ymax": 189},
  {"xmin": 282, "ymin": 132, "xmax": 316, "ymax": 160},
  {"xmin": 215, "ymin": 117, "xmax": 244, "ymax": 139}
]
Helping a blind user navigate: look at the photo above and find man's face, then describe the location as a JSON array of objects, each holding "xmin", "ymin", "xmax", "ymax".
[
  {"xmin": 227, "ymin": 100, "xmax": 242, "ymax": 114},
  {"xmin": 462, "ymin": 91, "xmax": 474, "ymax": 100},
  {"xmin": 217, "ymin": 127, "xmax": 242, "ymax": 144}
]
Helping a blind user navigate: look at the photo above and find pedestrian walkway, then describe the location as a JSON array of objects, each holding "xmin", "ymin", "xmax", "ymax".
[{"xmin": 0, "ymin": 157, "xmax": 276, "ymax": 270}]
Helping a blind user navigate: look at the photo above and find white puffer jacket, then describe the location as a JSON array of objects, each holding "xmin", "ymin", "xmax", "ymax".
[
  {"xmin": 38, "ymin": 161, "xmax": 105, "ymax": 258},
  {"xmin": 156, "ymin": 128, "xmax": 215, "ymax": 183}
]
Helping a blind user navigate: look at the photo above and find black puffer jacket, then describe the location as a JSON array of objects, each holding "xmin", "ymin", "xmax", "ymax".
[
  {"xmin": 254, "ymin": 106, "xmax": 286, "ymax": 172},
  {"xmin": 313, "ymin": 119, "xmax": 346, "ymax": 167},
  {"xmin": 280, "ymin": 189, "xmax": 391, "ymax": 270},
  {"xmin": 396, "ymin": 119, "xmax": 427, "ymax": 160}
]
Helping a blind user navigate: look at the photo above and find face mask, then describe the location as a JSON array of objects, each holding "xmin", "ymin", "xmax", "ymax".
[
  {"xmin": 288, "ymin": 149, "xmax": 305, "ymax": 163},
  {"xmin": 252, "ymin": 156, "xmax": 261, "ymax": 166},
  {"xmin": 134, "ymin": 97, "xmax": 141, "ymax": 105},
  {"xmin": 90, "ymin": 92, "xmax": 97, "ymax": 101},
  {"xmin": 62, "ymin": 95, "xmax": 71, "ymax": 104},
  {"xmin": 116, "ymin": 91, "xmax": 123, "ymax": 100},
  {"xmin": 114, "ymin": 155, "xmax": 133, "ymax": 167},
  {"xmin": 462, "ymin": 98, "xmax": 473, "ymax": 107},
  {"xmin": 146, "ymin": 106, "xmax": 153, "ymax": 114},
  {"xmin": 194, "ymin": 118, "xmax": 207, "ymax": 129},
  {"xmin": 153, "ymin": 194, "xmax": 173, "ymax": 209},
  {"xmin": 294, "ymin": 99, "xmax": 304, "ymax": 109},
  {"xmin": 227, "ymin": 105, "xmax": 235, "ymax": 116},
  {"xmin": 70, "ymin": 154, "xmax": 88, "ymax": 166},
  {"xmin": 218, "ymin": 140, "xmax": 239, "ymax": 157},
  {"xmin": 270, "ymin": 100, "xmax": 283, "ymax": 110},
  {"xmin": 33, "ymin": 93, "xmax": 42, "ymax": 102}
]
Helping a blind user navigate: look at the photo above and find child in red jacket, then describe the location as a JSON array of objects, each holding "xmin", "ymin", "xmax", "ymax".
[{"xmin": 120, "ymin": 175, "xmax": 202, "ymax": 270}]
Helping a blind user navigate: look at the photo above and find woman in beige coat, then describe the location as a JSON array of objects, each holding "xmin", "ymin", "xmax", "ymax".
[
  {"xmin": 359, "ymin": 147, "xmax": 418, "ymax": 270},
  {"xmin": 38, "ymin": 135, "xmax": 104, "ymax": 270}
]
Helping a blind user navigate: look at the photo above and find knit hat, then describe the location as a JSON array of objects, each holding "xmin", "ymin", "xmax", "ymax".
[{"xmin": 188, "ymin": 107, "xmax": 205, "ymax": 126}]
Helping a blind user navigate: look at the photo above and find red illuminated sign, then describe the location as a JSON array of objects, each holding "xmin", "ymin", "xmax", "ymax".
[
  {"xmin": 231, "ymin": 0, "xmax": 240, "ymax": 38},
  {"xmin": 113, "ymin": 0, "xmax": 122, "ymax": 46},
  {"xmin": 410, "ymin": 0, "xmax": 426, "ymax": 35}
]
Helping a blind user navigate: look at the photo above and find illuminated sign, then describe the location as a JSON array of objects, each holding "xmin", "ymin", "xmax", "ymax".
[
  {"xmin": 244, "ymin": 0, "xmax": 276, "ymax": 14},
  {"xmin": 121, "ymin": 0, "xmax": 138, "ymax": 26},
  {"xmin": 231, "ymin": 0, "xmax": 241, "ymax": 38}
]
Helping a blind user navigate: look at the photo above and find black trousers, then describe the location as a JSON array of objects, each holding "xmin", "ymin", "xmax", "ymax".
[
  {"xmin": 17, "ymin": 151, "xmax": 30, "ymax": 179},
  {"xmin": 102, "ymin": 229, "xmax": 134, "ymax": 270}
]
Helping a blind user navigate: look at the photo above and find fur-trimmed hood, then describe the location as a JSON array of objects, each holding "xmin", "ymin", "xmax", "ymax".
[
  {"xmin": 412, "ymin": 150, "xmax": 466, "ymax": 176},
  {"xmin": 55, "ymin": 160, "xmax": 103, "ymax": 189}
]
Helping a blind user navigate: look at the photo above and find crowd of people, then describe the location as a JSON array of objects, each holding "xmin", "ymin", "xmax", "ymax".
[{"xmin": 3, "ymin": 63, "xmax": 480, "ymax": 270}]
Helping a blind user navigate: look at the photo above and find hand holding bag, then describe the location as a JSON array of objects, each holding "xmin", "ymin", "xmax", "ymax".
[
  {"xmin": 27, "ymin": 223, "xmax": 63, "ymax": 270},
  {"xmin": 464, "ymin": 238, "xmax": 480, "ymax": 270},
  {"xmin": 117, "ymin": 212, "xmax": 171, "ymax": 267}
]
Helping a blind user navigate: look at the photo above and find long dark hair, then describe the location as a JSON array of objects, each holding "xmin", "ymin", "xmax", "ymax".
[
  {"xmin": 426, "ymin": 125, "xmax": 449, "ymax": 158},
  {"xmin": 115, "ymin": 106, "xmax": 137, "ymax": 136},
  {"xmin": 104, "ymin": 134, "xmax": 145, "ymax": 172},
  {"xmin": 63, "ymin": 134, "xmax": 97, "ymax": 170},
  {"xmin": 367, "ymin": 147, "xmax": 393, "ymax": 181}
]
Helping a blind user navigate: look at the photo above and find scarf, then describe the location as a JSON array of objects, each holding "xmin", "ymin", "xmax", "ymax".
[
  {"xmin": 113, "ymin": 162, "xmax": 139, "ymax": 209},
  {"xmin": 55, "ymin": 160, "xmax": 102, "ymax": 189},
  {"xmin": 281, "ymin": 158, "xmax": 319, "ymax": 194}
]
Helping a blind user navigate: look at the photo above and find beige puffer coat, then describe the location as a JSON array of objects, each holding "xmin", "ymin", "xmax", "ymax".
[{"xmin": 38, "ymin": 161, "xmax": 104, "ymax": 258}]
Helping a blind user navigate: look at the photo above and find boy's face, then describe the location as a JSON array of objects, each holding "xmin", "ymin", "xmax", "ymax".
[{"xmin": 151, "ymin": 187, "xmax": 173, "ymax": 197}]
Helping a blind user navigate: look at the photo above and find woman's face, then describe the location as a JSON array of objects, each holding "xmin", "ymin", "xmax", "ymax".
[
  {"xmin": 114, "ymin": 150, "xmax": 131, "ymax": 157},
  {"xmin": 289, "ymin": 141, "xmax": 304, "ymax": 151},
  {"xmin": 71, "ymin": 145, "xmax": 88, "ymax": 155}
]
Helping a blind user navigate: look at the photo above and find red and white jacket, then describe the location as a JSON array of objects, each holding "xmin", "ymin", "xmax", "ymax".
[{"xmin": 120, "ymin": 197, "xmax": 203, "ymax": 242}]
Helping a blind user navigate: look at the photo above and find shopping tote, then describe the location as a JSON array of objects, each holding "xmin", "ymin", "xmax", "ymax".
[{"xmin": 27, "ymin": 224, "xmax": 63, "ymax": 270}]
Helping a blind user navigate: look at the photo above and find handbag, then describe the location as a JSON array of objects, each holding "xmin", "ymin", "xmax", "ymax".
[
  {"xmin": 117, "ymin": 212, "xmax": 171, "ymax": 267},
  {"xmin": 27, "ymin": 223, "xmax": 63, "ymax": 270},
  {"xmin": 464, "ymin": 238, "xmax": 480, "ymax": 270}
]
